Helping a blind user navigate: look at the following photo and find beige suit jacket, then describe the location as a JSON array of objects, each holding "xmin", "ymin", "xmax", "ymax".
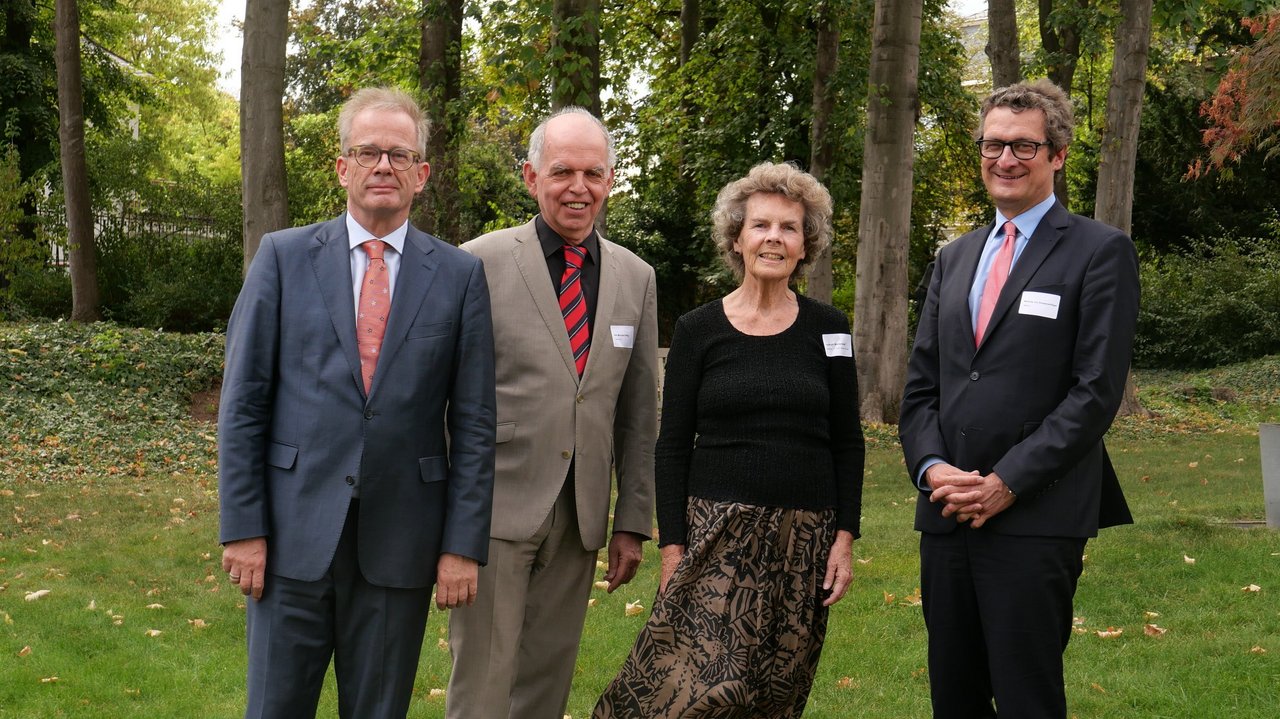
[{"xmin": 462, "ymin": 219, "xmax": 658, "ymax": 551}]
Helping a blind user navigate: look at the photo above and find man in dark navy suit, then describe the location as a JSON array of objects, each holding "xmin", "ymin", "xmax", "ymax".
[{"xmin": 900, "ymin": 79, "xmax": 1138, "ymax": 719}]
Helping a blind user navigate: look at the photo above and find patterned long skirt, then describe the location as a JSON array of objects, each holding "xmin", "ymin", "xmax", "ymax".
[{"xmin": 593, "ymin": 497, "xmax": 837, "ymax": 719}]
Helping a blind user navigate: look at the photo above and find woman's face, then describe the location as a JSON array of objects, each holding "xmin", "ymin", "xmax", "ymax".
[{"xmin": 734, "ymin": 192, "xmax": 806, "ymax": 284}]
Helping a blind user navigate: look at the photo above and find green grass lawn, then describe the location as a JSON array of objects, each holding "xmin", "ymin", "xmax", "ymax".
[{"xmin": 2, "ymin": 322, "xmax": 1278, "ymax": 717}]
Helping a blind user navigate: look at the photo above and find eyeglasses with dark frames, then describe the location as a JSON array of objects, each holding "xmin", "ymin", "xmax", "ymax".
[
  {"xmin": 975, "ymin": 139, "xmax": 1052, "ymax": 161},
  {"xmin": 346, "ymin": 145, "xmax": 421, "ymax": 171}
]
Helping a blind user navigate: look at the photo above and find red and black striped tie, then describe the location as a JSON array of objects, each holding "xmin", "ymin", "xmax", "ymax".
[{"xmin": 559, "ymin": 244, "xmax": 591, "ymax": 376}]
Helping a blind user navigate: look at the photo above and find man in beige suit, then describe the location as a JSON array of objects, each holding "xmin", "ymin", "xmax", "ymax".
[{"xmin": 446, "ymin": 107, "xmax": 659, "ymax": 719}]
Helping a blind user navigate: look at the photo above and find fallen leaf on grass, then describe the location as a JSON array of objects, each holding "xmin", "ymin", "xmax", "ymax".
[
  {"xmin": 1096, "ymin": 627, "xmax": 1124, "ymax": 638},
  {"xmin": 41, "ymin": 676, "xmax": 58, "ymax": 683},
  {"xmin": 587, "ymin": 598, "xmax": 597, "ymax": 608},
  {"xmin": 145, "ymin": 629, "xmax": 162, "ymax": 637},
  {"xmin": 836, "ymin": 676, "xmax": 854, "ymax": 689},
  {"xmin": 1188, "ymin": 461, "xmax": 1198, "ymax": 469},
  {"xmin": 624, "ymin": 601, "xmax": 644, "ymax": 617},
  {"xmin": 1143, "ymin": 624, "xmax": 1167, "ymax": 637},
  {"xmin": 1090, "ymin": 683, "xmax": 1106, "ymax": 694},
  {"xmin": 1143, "ymin": 611, "xmax": 1160, "ymax": 621},
  {"xmin": 18, "ymin": 646, "xmax": 31, "ymax": 657},
  {"xmin": 593, "ymin": 581, "xmax": 610, "ymax": 590},
  {"xmin": 429, "ymin": 688, "xmax": 446, "ymax": 699},
  {"xmin": 901, "ymin": 587, "xmax": 923, "ymax": 607},
  {"xmin": 856, "ymin": 558, "xmax": 872, "ymax": 565},
  {"xmin": 1183, "ymin": 554, "xmax": 1196, "ymax": 565},
  {"xmin": 146, "ymin": 603, "xmax": 165, "ymax": 610},
  {"xmin": 188, "ymin": 619, "xmax": 208, "ymax": 629},
  {"xmin": 883, "ymin": 591, "xmax": 896, "ymax": 604},
  {"xmin": 1249, "ymin": 646, "xmax": 1266, "ymax": 654},
  {"xmin": 24, "ymin": 589, "xmax": 50, "ymax": 602},
  {"xmin": 1241, "ymin": 584, "xmax": 1261, "ymax": 593},
  {"xmin": 437, "ymin": 638, "xmax": 448, "ymax": 651}
]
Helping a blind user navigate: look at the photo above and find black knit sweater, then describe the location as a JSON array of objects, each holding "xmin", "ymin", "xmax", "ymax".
[{"xmin": 655, "ymin": 295, "xmax": 865, "ymax": 546}]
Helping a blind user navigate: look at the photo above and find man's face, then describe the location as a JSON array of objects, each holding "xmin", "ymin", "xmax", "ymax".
[
  {"xmin": 336, "ymin": 108, "xmax": 429, "ymax": 231},
  {"xmin": 979, "ymin": 107, "xmax": 1065, "ymax": 219},
  {"xmin": 522, "ymin": 114, "xmax": 614, "ymax": 244}
]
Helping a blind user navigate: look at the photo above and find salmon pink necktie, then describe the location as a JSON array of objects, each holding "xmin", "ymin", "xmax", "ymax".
[
  {"xmin": 560, "ymin": 244, "xmax": 591, "ymax": 376},
  {"xmin": 356, "ymin": 240, "xmax": 390, "ymax": 392},
  {"xmin": 975, "ymin": 221, "xmax": 1016, "ymax": 347}
]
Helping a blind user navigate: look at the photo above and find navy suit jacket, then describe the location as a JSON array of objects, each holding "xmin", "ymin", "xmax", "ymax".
[
  {"xmin": 900, "ymin": 201, "xmax": 1138, "ymax": 538},
  {"xmin": 218, "ymin": 215, "xmax": 496, "ymax": 589}
]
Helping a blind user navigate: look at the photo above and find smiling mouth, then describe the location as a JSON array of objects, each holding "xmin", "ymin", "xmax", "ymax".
[
  {"xmin": 565, "ymin": 202, "xmax": 589, "ymax": 210},
  {"xmin": 760, "ymin": 252, "xmax": 785, "ymax": 261}
]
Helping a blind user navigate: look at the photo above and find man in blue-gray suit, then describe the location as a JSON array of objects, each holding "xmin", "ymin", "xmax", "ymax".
[
  {"xmin": 218, "ymin": 87, "xmax": 495, "ymax": 719},
  {"xmin": 900, "ymin": 80, "xmax": 1138, "ymax": 719}
]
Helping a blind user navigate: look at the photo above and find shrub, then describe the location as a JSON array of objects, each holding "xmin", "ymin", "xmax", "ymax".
[{"xmin": 1134, "ymin": 228, "xmax": 1280, "ymax": 368}]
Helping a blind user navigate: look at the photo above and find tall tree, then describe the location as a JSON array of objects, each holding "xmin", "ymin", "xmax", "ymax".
[
  {"xmin": 987, "ymin": 0, "xmax": 1020, "ymax": 87},
  {"xmin": 853, "ymin": 0, "xmax": 922, "ymax": 423},
  {"xmin": 1094, "ymin": 0, "xmax": 1152, "ymax": 418},
  {"xmin": 680, "ymin": 0, "xmax": 700, "ymax": 66},
  {"xmin": 806, "ymin": 0, "xmax": 841, "ymax": 304},
  {"xmin": 551, "ymin": 0, "xmax": 602, "ymax": 115},
  {"xmin": 240, "ymin": 0, "xmax": 290, "ymax": 273},
  {"xmin": 417, "ymin": 0, "xmax": 464, "ymax": 242},
  {"xmin": 1037, "ymin": 0, "xmax": 1091, "ymax": 207},
  {"xmin": 54, "ymin": 0, "xmax": 99, "ymax": 321}
]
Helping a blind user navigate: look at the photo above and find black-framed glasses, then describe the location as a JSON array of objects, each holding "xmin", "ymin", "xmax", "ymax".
[
  {"xmin": 347, "ymin": 145, "xmax": 421, "ymax": 171},
  {"xmin": 976, "ymin": 139, "xmax": 1052, "ymax": 160}
]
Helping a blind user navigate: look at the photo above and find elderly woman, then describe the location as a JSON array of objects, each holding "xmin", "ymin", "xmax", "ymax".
[{"xmin": 593, "ymin": 162, "xmax": 865, "ymax": 718}]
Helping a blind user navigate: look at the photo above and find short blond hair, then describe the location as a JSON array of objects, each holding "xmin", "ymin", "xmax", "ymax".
[
  {"xmin": 712, "ymin": 162, "xmax": 833, "ymax": 280},
  {"xmin": 338, "ymin": 87, "xmax": 430, "ymax": 157}
]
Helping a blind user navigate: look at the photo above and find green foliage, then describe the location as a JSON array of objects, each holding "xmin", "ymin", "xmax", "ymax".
[{"xmin": 1135, "ymin": 226, "xmax": 1280, "ymax": 368}]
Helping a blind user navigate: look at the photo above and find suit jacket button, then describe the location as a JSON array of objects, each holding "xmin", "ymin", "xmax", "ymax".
[
  {"xmin": 345, "ymin": 476, "xmax": 355, "ymax": 485},
  {"xmin": 576, "ymin": 395, "xmax": 584, "ymax": 404},
  {"xmin": 969, "ymin": 371, "xmax": 980, "ymax": 381},
  {"xmin": 364, "ymin": 410, "xmax": 374, "ymax": 420},
  {"xmin": 561, "ymin": 450, "xmax": 572, "ymax": 459}
]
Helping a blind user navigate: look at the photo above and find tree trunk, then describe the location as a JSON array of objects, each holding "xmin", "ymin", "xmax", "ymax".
[
  {"xmin": 805, "ymin": 0, "xmax": 839, "ymax": 304},
  {"xmin": 240, "ymin": 0, "xmax": 290, "ymax": 274},
  {"xmin": 1094, "ymin": 0, "xmax": 1153, "ymax": 417},
  {"xmin": 853, "ymin": 0, "xmax": 922, "ymax": 424},
  {"xmin": 1038, "ymin": 0, "xmax": 1087, "ymax": 208},
  {"xmin": 680, "ymin": 0, "xmax": 700, "ymax": 66},
  {"xmin": 417, "ymin": 0, "xmax": 464, "ymax": 243},
  {"xmin": 551, "ymin": 0, "xmax": 601, "ymax": 116},
  {"xmin": 986, "ymin": 0, "xmax": 1020, "ymax": 88},
  {"xmin": 54, "ymin": 0, "xmax": 99, "ymax": 322}
]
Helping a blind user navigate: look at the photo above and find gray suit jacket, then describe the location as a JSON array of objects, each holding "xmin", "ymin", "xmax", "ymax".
[
  {"xmin": 462, "ymin": 219, "xmax": 658, "ymax": 550},
  {"xmin": 900, "ymin": 201, "xmax": 1138, "ymax": 538},
  {"xmin": 218, "ymin": 215, "xmax": 496, "ymax": 589}
]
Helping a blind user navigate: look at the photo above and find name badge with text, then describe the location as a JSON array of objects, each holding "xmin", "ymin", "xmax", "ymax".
[
  {"xmin": 1019, "ymin": 291, "xmax": 1061, "ymax": 319},
  {"xmin": 823, "ymin": 333, "xmax": 853, "ymax": 357},
  {"xmin": 611, "ymin": 325, "xmax": 636, "ymax": 348}
]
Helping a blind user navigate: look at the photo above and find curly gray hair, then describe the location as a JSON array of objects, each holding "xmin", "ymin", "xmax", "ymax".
[{"xmin": 712, "ymin": 162, "xmax": 833, "ymax": 281}]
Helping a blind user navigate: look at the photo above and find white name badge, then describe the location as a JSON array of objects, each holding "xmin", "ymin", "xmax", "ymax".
[
  {"xmin": 611, "ymin": 325, "xmax": 636, "ymax": 348},
  {"xmin": 822, "ymin": 333, "xmax": 853, "ymax": 357},
  {"xmin": 1019, "ymin": 291, "xmax": 1061, "ymax": 319}
]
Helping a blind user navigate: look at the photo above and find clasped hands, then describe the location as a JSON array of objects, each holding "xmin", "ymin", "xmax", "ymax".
[{"xmin": 924, "ymin": 463, "xmax": 1016, "ymax": 528}]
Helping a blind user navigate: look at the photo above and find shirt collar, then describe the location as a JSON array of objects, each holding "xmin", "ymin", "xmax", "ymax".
[
  {"xmin": 346, "ymin": 213, "xmax": 409, "ymax": 255},
  {"xmin": 535, "ymin": 214, "xmax": 598, "ymax": 265},
  {"xmin": 995, "ymin": 193, "xmax": 1057, "ymax": 241}
]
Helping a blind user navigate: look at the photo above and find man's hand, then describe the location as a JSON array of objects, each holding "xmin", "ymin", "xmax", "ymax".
[
  {"xmin": 658, "ymin": 544, "xmax": 685, "ymax": 596},
  {"xmin": 924, "ymin": 462, "xmax": 983, "ymax": 492},
  {"xmin": 822, "ymin": 530, "xmax": 856, "ymax": 607},
  {"xmin": 603, "ymin": 531, "xmax": 644, "ymax": 592},
  {"xmin": 931, "ymin": 471, "xmax": 1017, "ymax": 526},
  {"xmin": 435, "ymin": 553, "xmax": 479, "ymax": 610},
  {"xmin": 222, "ymin": 537, "xmax": 267, "ymax": 601}
]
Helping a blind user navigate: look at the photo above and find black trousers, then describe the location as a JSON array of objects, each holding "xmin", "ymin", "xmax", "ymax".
[
  {"xmin": 920, "ymin": 529, "xmax": 1086, "ymax": 719},
  {"xmin": 244, "ymin": 501, "xmax": 433, "ymax": 719}
]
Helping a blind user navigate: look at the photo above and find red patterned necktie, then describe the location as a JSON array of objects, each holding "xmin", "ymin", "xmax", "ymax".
[
  {"xmin": 975, "ymin": 221, "xmax": 1016, "ymax": 347},
  {"xmin": 560, "ymin": 244, "xmax": 591, "ymax": 376},
  {"xmin": 356, "ymin": 239, "xmax": 390, "ymax": 392}
]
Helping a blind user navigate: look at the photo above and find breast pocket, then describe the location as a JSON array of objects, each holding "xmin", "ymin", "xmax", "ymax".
[{"xmin": 407, "ymin": 320, "xmax": 452, "ymax": 340}]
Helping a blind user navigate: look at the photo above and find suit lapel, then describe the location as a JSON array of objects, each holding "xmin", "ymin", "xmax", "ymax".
[
  {"xmin": 309, "ymin": 216, "xmax": 365, "ymax": 395},
  {"xmin": 586, "ymin": 237, "xmax": 620, "ymax": 383},
  {"xmin": 370, "ymin": 227, "xmax": 438, "ymax": 396},
  {"xmin": 979, "ymin": 203, "xmax": 1066, "ymax": 350},
  {"xmin": 510, "ymin": 221, "xmax": 580, "ymax": 381},
  {"xmin": 951, "ymin": 224, "xmax": 993, "ymax": 349}
]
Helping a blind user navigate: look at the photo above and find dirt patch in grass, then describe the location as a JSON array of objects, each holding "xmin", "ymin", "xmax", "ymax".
[{"xmin": 191, "ymin": 380, "xmax": 221, "ymax": 423}]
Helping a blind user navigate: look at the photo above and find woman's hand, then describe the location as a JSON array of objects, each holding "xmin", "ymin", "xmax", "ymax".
[
  {"xmin": 821, "ymin": 530, "xmax": 856, "ymax": 607},
  {"xmin": 659, "ymin": 544, "xmax": 686, "ymax": 595}
]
